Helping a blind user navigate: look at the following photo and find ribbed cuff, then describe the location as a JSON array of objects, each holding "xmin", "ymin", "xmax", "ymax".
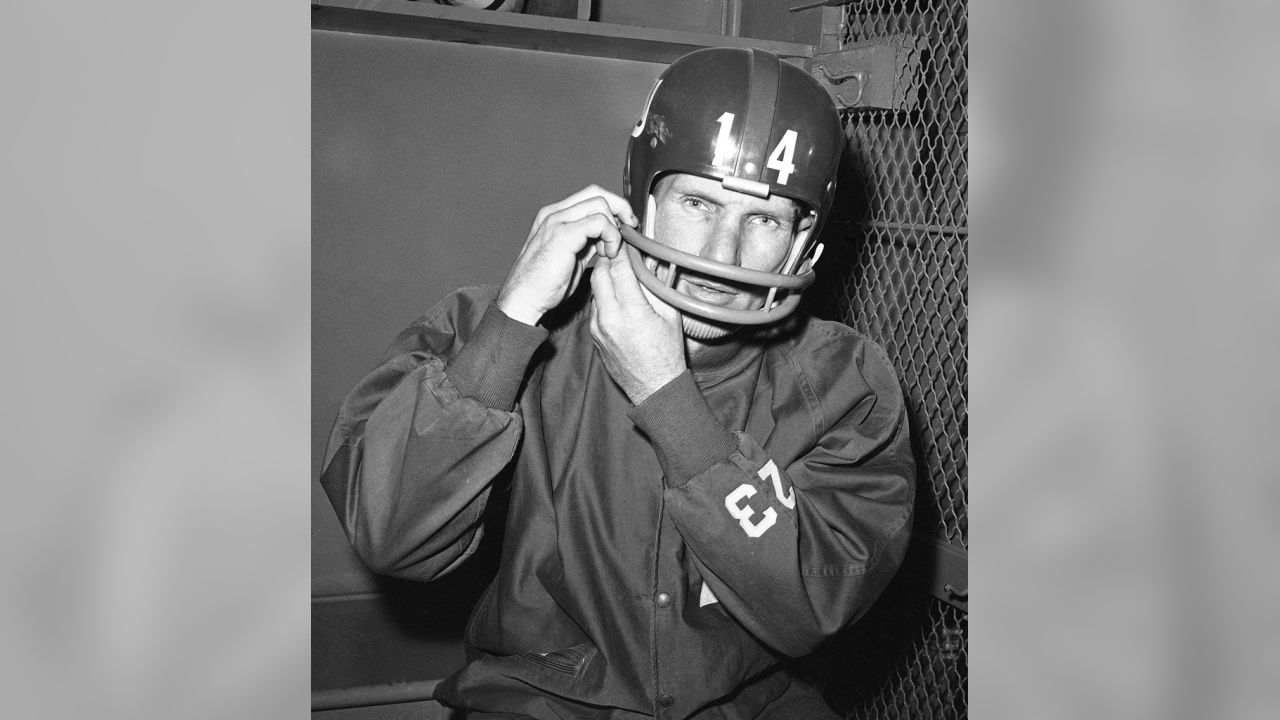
[
  {"xmin": 447, "ymin": 303, "xmax": 548, "ymax": 411},
  {"xmin": 629, "ymin": 371, "xmax": 737, "ymax": 488}
]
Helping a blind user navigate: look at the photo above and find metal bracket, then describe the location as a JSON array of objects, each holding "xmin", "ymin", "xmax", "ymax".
[
  {"xmin": 807, "ymin": 33, "xmax": 923, "ymax": 111},
  {"xmin": 813, "ymin": 65, "xmax": 867, "ymax": 106},
  {"xmin": 903, "ymin": 534, "xmax": 968, "ymax": 613}
]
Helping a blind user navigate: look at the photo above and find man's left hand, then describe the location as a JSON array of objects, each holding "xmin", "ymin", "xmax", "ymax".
[{"xmin": 590, "ymin": 249, "xmax": 686, "ymax": 404}]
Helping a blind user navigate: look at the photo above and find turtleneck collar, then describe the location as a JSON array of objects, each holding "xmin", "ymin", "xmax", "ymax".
[{"xmin": 686, "ymin": 314, "xmax": 803, "ymax": 385}]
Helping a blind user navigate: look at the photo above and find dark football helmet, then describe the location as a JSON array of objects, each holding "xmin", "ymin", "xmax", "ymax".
[{"xmin": 621, "ymin": 47, "xmax": 843, "ymax": 325}]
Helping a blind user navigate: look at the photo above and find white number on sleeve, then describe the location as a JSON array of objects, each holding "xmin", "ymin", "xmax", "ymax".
[
  {"xmin": 725, "ymin": 484, "xmax": 777, "ymax": 538},
  {"xmin": 724, "ymin": 460, "xmax": 795, "ymax": 538},
  {"xmin": 766, "ymin": 130, "xmax": 798, "ymax": 185},
  {"xmin": 757, "ymin": 459, "xmax": 795, "ymax": 509}
]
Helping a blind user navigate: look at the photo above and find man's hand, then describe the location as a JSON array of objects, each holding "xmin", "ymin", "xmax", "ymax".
[
  {"xmin": 497, "ymin": 186, "xmax": 639, "ymax": 326},
  {"xmin": 590, "ymin": 248, "xmax": 687, "ymax": 404}
]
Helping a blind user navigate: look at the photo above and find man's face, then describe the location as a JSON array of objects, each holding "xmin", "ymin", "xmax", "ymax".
[{"xmin": 650, "ymin": 173, "xmax": 810, "ymax": 342}]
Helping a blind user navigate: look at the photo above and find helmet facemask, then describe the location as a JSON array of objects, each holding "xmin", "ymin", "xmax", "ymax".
[{"xmin": 621, "ymin": 192, "xmax": 825, "ymax": 327}]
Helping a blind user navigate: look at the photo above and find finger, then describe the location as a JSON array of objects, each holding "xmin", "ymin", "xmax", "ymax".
[
  {"xmin": 589, "ymin": 239, "xmax": 615, "ymax": 264},
  {"xmin": 528, "ymin": 198, "xmax": 616, "ymax": 247},
  {"xmin": 593, "ymin": 187, "xmax": 640, "ymax": 227},
  {"xmin": 534, "ymin": 186, "xmax": 638, "ymax": 230},
  {"xmin": 590, "ymin": 254, "xmax": 618, "ymax": 307},
  {"xmin": 549, "ymin": 196, "xmax": 619, "ymax": 229},
  {"xmin": 567, "ymin": 184, "xmax": 639, "ymax": 228},
  {"xmin": 597, "ymin": 224, "xmax": 622, "ymax": 260},
  {"xmin": 552, "ymin": 214, "xmax": 622, "ymax": 258},
  {"xmin": 531, "ymin": 186, "xmax": 609, "ymax": 230},
  {"xmin": 606, "ymin": 245, "xmax": 647, "ymax": 304},
  {"xmin": 532, "ymin": 210, "xmax": 622, "ymax": 260}
]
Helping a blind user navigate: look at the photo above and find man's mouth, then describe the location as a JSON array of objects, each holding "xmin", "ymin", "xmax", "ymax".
[{"xmin": 681, "ymin": 277, "xmax": 737, "ymax": 302}]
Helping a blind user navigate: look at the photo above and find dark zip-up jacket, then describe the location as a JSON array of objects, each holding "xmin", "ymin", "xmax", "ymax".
[{"xmin": 321, "ymin": 283, "xmax": 915, "ymax": 719}]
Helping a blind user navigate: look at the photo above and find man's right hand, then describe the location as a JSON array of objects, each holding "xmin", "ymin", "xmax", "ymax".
[{"xmin": 497, "ymin": 186, "xmax": 639, "ymax": 326}]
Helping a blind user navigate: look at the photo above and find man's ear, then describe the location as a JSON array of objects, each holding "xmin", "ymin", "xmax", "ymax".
[{"xmin": 795, "ymin": 212, "xmax": 816, "ymax": 235}]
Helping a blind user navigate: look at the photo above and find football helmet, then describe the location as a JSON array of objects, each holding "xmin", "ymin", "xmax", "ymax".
[{"xmin": 622, "ymin": 47, "xmax": 843, "ymax": 325}]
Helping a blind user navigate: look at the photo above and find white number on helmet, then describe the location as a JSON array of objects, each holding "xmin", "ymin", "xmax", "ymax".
[
  {"xmin": 710, "ymin": 115, "xmax": 800, "ymax": 186},
  {"xmin": 766, "ymin": 130, "xmax": 798, "ymax": 185},
  {"xmin": 713, "ymin": 111, "xmax": 736, "ymax": 168}
]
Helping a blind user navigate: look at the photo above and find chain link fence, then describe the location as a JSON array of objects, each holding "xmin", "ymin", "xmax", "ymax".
[{"xmin": 801, "ymin": 1, "xmax": 967, "ymax": 717}]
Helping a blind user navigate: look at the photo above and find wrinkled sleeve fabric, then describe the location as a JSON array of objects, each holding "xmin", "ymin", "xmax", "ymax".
[
  {"xmin": 631, "ymin": 332, "xmax": 916, "ymax": 658},
  {"xmin": 319, "ymin": 287, "xmax": 548, "ymax": 582}
]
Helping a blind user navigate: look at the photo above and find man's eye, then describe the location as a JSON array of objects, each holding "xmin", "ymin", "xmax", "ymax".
[
  {"xmin": 752, "ymin": 215, "xmax": 781, "ymax": 228},
  {"xmin": 682, "ymin": 197, "xmax": 707, "ymax": 210}
]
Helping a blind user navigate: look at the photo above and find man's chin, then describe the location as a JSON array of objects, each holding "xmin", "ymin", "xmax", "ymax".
[{"xmin": 680, "ymin": 314, "xmax": 740, "ymax": 343}]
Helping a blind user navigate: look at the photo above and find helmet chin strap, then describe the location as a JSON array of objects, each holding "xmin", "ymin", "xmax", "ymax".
[
  {"xmin": 619, "ymin": 195, "xmax": 816, "ymax": 326},
  {"xmin": 645, "ymin": 195, "xmax": 680, "ymax": 289}
]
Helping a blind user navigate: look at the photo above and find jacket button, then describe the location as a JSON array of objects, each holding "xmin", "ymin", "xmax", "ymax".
[
  {"xmin": 657, "ymin": 693, "xmax": 675, "ymax": 708},
  {"xmin": 655, "ymin": 592, "xmax": 672, "ymax": 608}
]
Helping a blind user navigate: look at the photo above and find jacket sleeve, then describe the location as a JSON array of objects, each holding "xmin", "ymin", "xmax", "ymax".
[
  {"xmin": 319, "ymin": 288, "xmax": 548, "ymax": 582},
  {"xmin": 630, "ymin": 337, "xmax": 915, "ymax": 658}
]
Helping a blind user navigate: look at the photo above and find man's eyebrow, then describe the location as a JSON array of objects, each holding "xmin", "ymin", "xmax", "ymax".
[
  {"xmin": 679, "ymin": 188, "xmax": 720, "ymax": 206},
  {"xmin": 758, "ymin": 203, "xmax": 797, "ymax": 222}
]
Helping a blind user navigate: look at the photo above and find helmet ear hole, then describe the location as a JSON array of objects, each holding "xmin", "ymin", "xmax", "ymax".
[{"xmin": 802, "ymin": 243, "xmax": 825, "ymax": 271}]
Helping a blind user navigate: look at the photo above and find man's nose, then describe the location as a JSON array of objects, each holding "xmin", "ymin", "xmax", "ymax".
[{"xmin": 701, "ymin": 216, "xmax": 742, "ymax": 266}]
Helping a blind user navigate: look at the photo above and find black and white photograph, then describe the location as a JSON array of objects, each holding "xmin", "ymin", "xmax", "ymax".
[
  {"xmin": 311, "ymin": 2, "xmax": 966, "ymax": 717},
  {"xmin": 1, "ymin": 2, "xmax": 1276, "ymax": 719}
]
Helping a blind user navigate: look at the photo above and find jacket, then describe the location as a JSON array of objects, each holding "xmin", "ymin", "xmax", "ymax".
[{"xmin": 320, "ymin": 282, "xmax": 915, "ymax": 718}]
